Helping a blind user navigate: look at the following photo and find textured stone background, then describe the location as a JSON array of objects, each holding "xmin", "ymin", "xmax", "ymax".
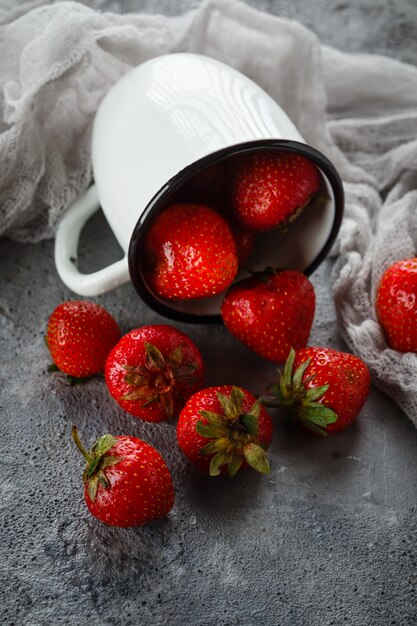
[{"xmin": 1, "ymin": 1, "xmax": 417, "ymax": 626}]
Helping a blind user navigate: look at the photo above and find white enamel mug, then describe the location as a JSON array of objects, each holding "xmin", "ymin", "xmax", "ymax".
[{"xmin": 55, "ymin": 53, "xmax": 343, "ymax": 323}]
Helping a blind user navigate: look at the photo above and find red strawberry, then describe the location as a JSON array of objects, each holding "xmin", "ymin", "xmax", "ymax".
[
  {"xmin": 265, "ymin": 347, "xmax": 370, "ymax": 436},
  {"xmin": 46, "ymin": 300, "xmax": 120, "ymax": 379},
  {"xmin": 214, "ymin": 203, "xmax": 256, "ymax": 266},
  {"xmin": 231, "ymin": 224, "xmax": 256, "ymax": 265},
  {"xmin": 144, "ymin": 203, "xmax": 238, "ymax": 300},
  {"xmin": 221, "ymin": 269, "xmax": 315, "ymax": 363},
  {"xmin": 177, "ymin": 385, "xmax": 273, "ymax": 476},
  {"xmin": 376, "ymin": 257, "xmax": 417, "ymax": 352},
  {"xmin": 215, "ymin": 209, "xmax": 255, "ymax": 265},
  {"xmin": 230, "ymin": 151, "xmax": 321, "ymax": 232},
  {"xmin": 105, "ymin": 325, "xmax": 204, "ymax": 422},
  {"xmin": 71, "ymin": 427, "xmax": 174, "ymax": 527}
]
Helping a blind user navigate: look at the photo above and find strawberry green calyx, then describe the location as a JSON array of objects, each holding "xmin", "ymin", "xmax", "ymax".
[
  {"xmin": 121, "ymin": 342, "xmax": 198, "ymax": 419},
  {"xmin": 264, "ymin": 348, "xmax": 337, "ymax": 436},
  {"xmin": 71, "ymin": 426, "xmax": 123, "ymax": 502},
  {"xmin": 196, "ymin": 386, "xmax": 270, "ymax": 477}
]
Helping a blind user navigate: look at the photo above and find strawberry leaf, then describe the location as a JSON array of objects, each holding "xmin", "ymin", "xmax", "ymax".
[
  {"xmin": 196, "ymin": 421, "xmax": 228, "ymax": 438},
  {"xmin": 199, "ymin": 438, "xmax": 228, "ymax": 457},
  {"xmin": 228, "ymin": 454, "xmax": 243, "ymax": 477},
  {"xmin": 121, "ymin": 387, "xmax": 155, "ymax": 402},
  {"xmin": 248, "ymin": 397, "xmax": 261, "ymax": 419},
  {"xmin": 243, "ymin": 443, "xmax": 270, "ymax": 475},
  {"xmin": 124, "ymin": 373, "xmax": 147, "ymax": 387},
  {"xmin": 209, "ymin": 450, "xmax": 231, "ymax": 477},
  {"xmin": 141, "ymin": 393, "xmax": 159, "ymax": 407},
  {"xmin": 300, "ymin": 418, "xmax": 328, "ymax": 437},
  {"xmin": 98, "ymin": 474, "xmax": 110, "ymax": 489},
  {"xmin": 175, "ymin": 363, "xmax": 198, "ymax": 383},
  {"xmin": 292, "ymin": 358, "xmax": 311, "ymax": 389},
  {"xmin": 168, "ymin": 346, "xmax": 183, "ymax": 365},
  {"xmin": 86, "ymin": 456, "xmax": 101, "ymax": 478},
  {"xmin": 264, "ymin": 383, "xmax": 293, "ymax": 407},
  {"xmin": 239, "ymin": 413, "xmax": 258, "ymax": 435},
  {"xmin": 144, "ymin": 342, "xmax": 165, "ymax": 370},
  {"xmin": 101, "ymin": 455, "xmax": 124, "ymax": 469},
  {"xmin": 199, "ymin": 411, "xmax": 226, "ymax": 425},
  {"xmin": 230, "ymin": 386, "xmax": 245, "ymax": 415},
  {"xmin": 305, "ymin": 384, "xmax": 329, "ymax": 402},
  {"xmin": 216, "ymin": 391, "xmax": 236, "ymax": 419},
  {"xmin": 92, "ymin": 434, "xmax": 118, "ymax": 457},
  {"xmin": 299, "ymin": 402, "xmax": 338, "ymax": 426},
  {"xmin": 158, "ymin": 393, "xmax": 175, "ymax": 418},
  {"xmin": 87, "ymin": 474, "xmax": 100, "ymax": 502},
  {"xmin": 281, "ymin": 348, "xmax": 296, "ymax": 391}
]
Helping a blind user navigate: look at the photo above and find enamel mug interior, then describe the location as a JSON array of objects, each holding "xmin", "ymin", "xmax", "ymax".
[{"xmin": 56, "ymin": 53, "xmax": 343, "ymax": 322}]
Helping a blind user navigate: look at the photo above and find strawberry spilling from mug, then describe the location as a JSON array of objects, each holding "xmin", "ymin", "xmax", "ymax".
[
  {"xmin": 144, "ymin": 203, "xmax": 238, "ymax": 300},
  {"xmin": 230, "ymin": 151, "xmax": 321, "ymax": 232},
  {"xmin": 105, "ymin": 324, "xmax": 204, "ymax": 422},
  {"xmin": 221, "ymin": 269, "xmax": 315, "ymax": 363},
  {"xmin": 264, "ymin": 347, "xmax": 370, "ymax": 436}
]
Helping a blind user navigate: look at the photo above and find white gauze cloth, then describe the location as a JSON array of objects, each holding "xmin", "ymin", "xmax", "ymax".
[{"xmin": 1, "ymin": 0, "xmax": 417, "ymax": 424}]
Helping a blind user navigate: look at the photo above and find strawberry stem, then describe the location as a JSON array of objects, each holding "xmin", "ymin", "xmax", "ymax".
[
  {"xmin": 71, "ymin": 428, "xmax": 123, "ymax": 502},
  {"xmin": 71, "ymin": 425, "xmax": 93, "ymax": 463}
]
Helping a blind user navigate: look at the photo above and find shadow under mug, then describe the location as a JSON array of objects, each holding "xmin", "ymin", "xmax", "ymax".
[{"xmin": 55, "ymin": 53, "xmax": 344, "ymax": 323}]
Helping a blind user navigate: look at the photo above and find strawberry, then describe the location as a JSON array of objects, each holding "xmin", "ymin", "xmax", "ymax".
[
  {"xmin": 177, "ymin": 385, "xmax": 273, "ymax": 476},
  {"xmin": 46, "ymin": 300, "xmax": 120, "ymax": 379},
  {"xmin": 233, "ymin": 224, "xmax": 255, "ymax": 264},
  {"xmin": 211, "ymin": 201, "xmax": 256, "ymax": 266},
  {"xmin": 376, "ymin": 257, "xmax": 417, "ymax": 352},
  {"xmin": 143, "ymin": 203, "xmax": 238, "ymax": 300},
  {"xmin": 264, "ymin": 347, "xmax": 370, "ymax": 436},
  {"xmin": 105, "ymin": 324, "xmax": 204, "ymax": 422},
  {"xmin": 221, "ymin": 269, "xmax": 315, "ymax": 363},
  {"xmin": 230, "ymin": 151, "xmax": 321, "ymax": 232},
  {"xmin": 161, "ymin": 163, "xmax": 255, "ymax": 267},
  {"xmin": 71, "ymin": 427, "xmax": 174, "ymax": 527}
]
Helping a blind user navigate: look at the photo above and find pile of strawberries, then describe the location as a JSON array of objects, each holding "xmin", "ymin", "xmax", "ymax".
[{"xmin": 45, "ymin": 150, "xmax": 417, "ymax": 528}]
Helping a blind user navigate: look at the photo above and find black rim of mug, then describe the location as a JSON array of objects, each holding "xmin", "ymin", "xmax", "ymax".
[{"xmin": 128, "ymin": 139, "xmax": 344, "ymax": 324}]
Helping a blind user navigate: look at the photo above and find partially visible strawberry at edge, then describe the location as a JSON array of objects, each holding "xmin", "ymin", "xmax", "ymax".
[{"xmin": 376, "ymin": 257, "xmax": 417, "ymax": 352}]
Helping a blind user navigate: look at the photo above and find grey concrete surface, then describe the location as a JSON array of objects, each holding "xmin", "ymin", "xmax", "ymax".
[{"xmin": 1, "ymin": 2, "xmax": 417, "ymax": 626}]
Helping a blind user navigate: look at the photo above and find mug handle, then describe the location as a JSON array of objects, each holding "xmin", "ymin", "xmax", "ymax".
[{"xmin": 54, "ymin": 185, "xmax": 130, "ymax": 296}]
